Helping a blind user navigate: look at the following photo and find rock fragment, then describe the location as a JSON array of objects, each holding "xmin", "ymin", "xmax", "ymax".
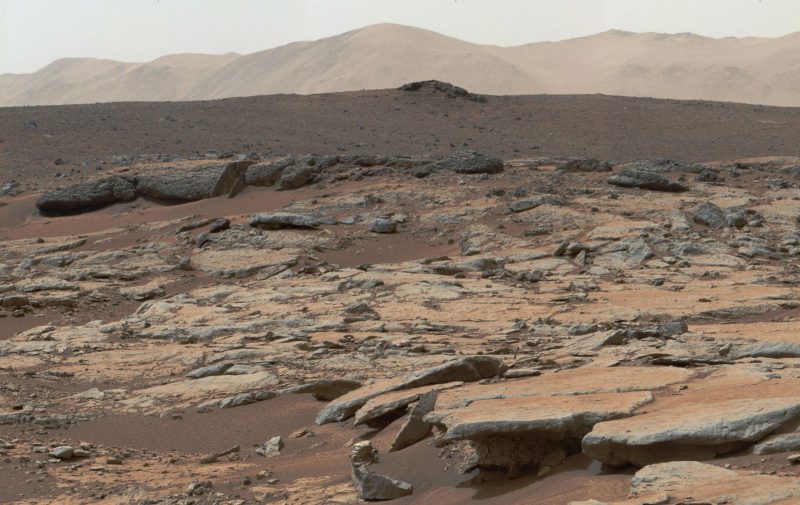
[{"xmin": 607, "ymin": 169, "xmax": 687, "ymax": 192}]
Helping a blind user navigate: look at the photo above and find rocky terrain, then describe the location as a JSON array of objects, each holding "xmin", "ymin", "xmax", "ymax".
[{"xmin": 2, "ymin": 87, "xmax": 800, "ymax": 504}]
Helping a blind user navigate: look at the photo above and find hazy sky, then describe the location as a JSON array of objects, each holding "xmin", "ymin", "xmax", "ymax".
[{"xmin": 2, "ymin": 0, "xmax": 800, "ymax": 74}]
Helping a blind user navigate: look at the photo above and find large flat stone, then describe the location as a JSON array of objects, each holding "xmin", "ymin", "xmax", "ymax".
[
  {"xmin": 583, "ymin": 396, "xmax": 800, "ymax": 466},
  {"xmin": 135, "ymin": 161, "xmax": 249, "ymax": 201},
  {"xmin": 36, "ymin": 176, "xmax": 136, "ymax": 214},
  {"xmin": 315, "ymin": 356, "xmax": 505, "ymax": 425},
  {"xmin": 426, "ymin": 391, "xmax": 653, "ymax": 442},
  {"xmin": 569, "ymin": 461, "xmax": 800, "ymax": 505},
  {"xmin": 435, "ymin": 366, "xmax": 693, "ymax": 410},
  {"xmin": 190, "ymin": 248, "xmax": 300, "ymax": 278}
]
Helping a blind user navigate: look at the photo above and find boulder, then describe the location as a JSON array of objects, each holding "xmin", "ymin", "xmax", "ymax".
[
  {"xmin": 556, "ymin": 158, "xmax": 612, "ymax": 172},
  {"xmin": 276, "ymin": 155, "xmax": 339, "ymax": 190},
  {"xmin": 370, "ymin": 218, "xmax": 397, "ymax": 234},
  {"xmin": 692, "ymin": 202, "xmax": 726, "ymax": 228},
  {"xmin": 249, "ymin": 213, "xmax": 320, "ymax": 229},
  {"xmin": 568, "ymin": 460, "xmax": 800, "ymax": 504},
  {"xmin": 135, "ymin": 161, "xmax": 250, "ymax": 201},
  {"xmin": 399, "ymin": 80, "xmax": 485, "ymax": 102},
  {"xmin": 350, "ymin": 441, "xmax": 413, "ymax": 500},
  {"xmin": 753, "ymin": 432, "xmax": 800, "ymax": 455},
  {"xmin": 351, "ymin": 465, "xmax": 413, "ymax": 501},
  {"xmin": 190, "ymin": 248, "xmax": 300, "ymax": 278},
  {"xmin": 389, "ymin": 390, "xmax": 440, "ymax": 452},
  {"xmin": 420, "ymin": 151, "xmax": 503, "ymax": 175},
  {"xmin": 607, "ymin": 169, "xmax": 687, "ymax": 192},
  {"xmin": 425, "ymin": 392, "xmax": 652, "ymax": 473},
  {"xmin": 508, "ymin": 196, "xmax": 562, "ymax": 213},
  {"xmin": 583, "ymin": 396, "xmax": 800, "ymax": 466},
  {"xmin": 353, "ymin": 383, "xmax": 460, "ymax": 426},
  {"xmin": 256, "ymin": 436, "xmax": 283, "ymax": 458},
  {"xmin": 36, "ymin": 176, "xmax": 136, "ymax": 214},
  {"xmin": 49, "ymin": 446, "xmax": 75, "ymax": 460},
  {"xmin": 434, "ymin": 366, "xmax": 693, "ymax": 410},
  {"xmin": 244, "ymin": 157, "xmax": 299, "ymax": 186},
  {"xmin": 312, "ymin": 379, "xmax": 362, "ymax": 401},
  {"xmin": 315, "ymin": 356, "xmax": 505, "ymax": 424}
]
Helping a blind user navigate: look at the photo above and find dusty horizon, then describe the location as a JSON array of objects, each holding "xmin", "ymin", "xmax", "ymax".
[
  {"xmin": 4, "ymin": 23, "xmax": 800, "ymax": 107},
  {"xmin": 3, "ymin": 0, "xmax": 800, "ymax": 74},
  {"xmin": 6, "ymin": 23, "xmax": 800, "ymax": 76}
]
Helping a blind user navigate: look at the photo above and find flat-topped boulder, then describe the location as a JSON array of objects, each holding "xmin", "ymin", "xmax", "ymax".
[
  {"xmin": 315, "ymin": 356, "xmax": 505, "ymax": 425},
  {"xmin": 435, "ymin": 366, "xmax": 693, "ymax": 410},
  {"xmin": 190, "ymin": 248, "xmax": 301, "ymax": 278},
  {"xmin": 569, "ymin": 461, "xmax": 800, "ymax": 505},
  {"xmin": 414, "ymin": 151, "xmax": 503, "ymax": 177},
  {"xmin": 425, "ymin": 391, "xmax": 652, "ymax": 473},
  {"xmin": 352, "ymin": 382, "xmax": 462, "ymax": 426},
  {"xmin": 427, "ymin": 391, "xmax": 653, "ymax": 442},
  {"xmin": 36, "ymin": 176, "xmax": 136, "ymax": 214},
  {"xmin": 134, "ymin": 161, "xmax": 250, "ymax": 201},
  {"xmin": 607, "ymin": 168, "xmax": 687, "ymax": 192},
  {"xmin": 583, "ymin": 396, "xmax": 800, "ymax": 466},
  {"xmin": 250, "ymin": 213, "xmax": 320, "ymax": 229}
]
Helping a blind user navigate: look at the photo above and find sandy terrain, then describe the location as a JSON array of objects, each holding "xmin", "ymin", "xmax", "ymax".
[
  {"xmin": 4, "ymin": 24, "xmax": 800, "ymax": 106},
  {"xmin": 2, "ymin": 87, "xmax": 800, "ymax": 504}
]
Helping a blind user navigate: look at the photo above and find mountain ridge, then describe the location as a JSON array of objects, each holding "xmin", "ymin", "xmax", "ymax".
[{"xmin": 3, "ymin": 23, "xmax": 800, "ymax": 106}]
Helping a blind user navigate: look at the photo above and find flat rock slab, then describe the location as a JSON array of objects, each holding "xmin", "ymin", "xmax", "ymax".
[
  {"xmin": 36, "ymin": 176, "xmax": 136, "ymax": 214},
  {"xmin": 583, "ymin": 396, "xmax": 800, "ymax": 466},
  {"xmin": 190, "ymin": 248, "xmax": 300, "ymax": 278},
  {"xmin": 123, "ymin": 371, "xmax": 280, "ymax": 411},
  {"xmin": 315, "ymin": 356, "xmax": 505, "ymax": 424},
  {"xmin": 250, "ymin": 213, "xmax": 320, "ymax": 229},
  {"xmin": 435, "ymin": 366, "xmax": 693, "ymax": 410},
  {"xmin": 426, "ymin": 391, "xmax": 653, "ymax": 441},
  {"xmin": 352, "ymin": 381, "xmax": 462, "ymax": 426},
  {"xmin": 570, "ymin": 461, "xmax": 800, "ymax": 505},
  {"xmin": 135, "ymin": 162, "xmax": 246, "ymax": 201},
  {"xmin": 607, "ymin": 169, "xmax": 687, "ymax": 192}
]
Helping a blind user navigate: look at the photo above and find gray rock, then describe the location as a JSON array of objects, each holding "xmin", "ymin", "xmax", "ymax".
[
  {"xmin": 186, "ymin": 363, "xmax": 233, "ymax": 379},
  {"xmin": 390, "ymin": 390, "xmax": 439, "ymax": 452},
  {"xmin": 727, "ymin": 342, "xmax": 800, "ymax": 360},
  {"xmin": 256, "ymin": 436, "xmax": 283, "ymax": 458},
  {"xmin": 753, "ymin": 432, "xmax": 800, "ymax": 455},
  {"xmin": 49, "ymin": 446, "xmax": 74, "ymax": 460},
  {"xmin": 508, "ymin": 196, "xmax": 562, "ymax": 213},
  {"xmin": 399, "ymin": 80, "xmax": 484, "ymax": 102},
  {"xmin": 422, "ymin": 151, "xmax": 503, "ymax": 175},
  {"xmin": 724, "ymin": 207, "xmax": 764, "ymax": 228},
  {"xmin": 135, "ymin": 161, "xmax": 249, "ymax": 201},
  {"xmin": 275, "ymin": 155, "xmax": 339, "ymax": 190},
  {"xmin": 312, "ymin": 379, "xmax": 362, "ymax": 401},
  {"xmin": 195, "ymin": 232, "xmax": 211, "ymax": 248},
  {"xmin": 249, "ymin": 213, "xmax": 320, "ymax": 229},
  {"xmin": 208, "ymin": 218, "xmax": 230, "ymax": 233},
  {"xmin": 583, "ymin": 397, "xmax": 800, "ymax": 466},
  {"xmin": 244, "ymin": 158, "xmax": 298, "ymax": 186},
  {"xmin": 350, "ymin": 441, "xmax": 412, "ymax": 500},
  {"xmin": 370, "ymin": 218, "xmax": 397, "ymax": 234},
  {"xmin": 556, "ymin": 158, "xmax": 612, "ymax": 172},
  {"xmin": 607, "ymin": 169, "xmax": 687, "ymax": 192},
  {"xmin": 316, "ymin": 356, "xmax": 505, "ymax": 424},
  {"xmin": 36, "ymin": 176, "xmax": 136, "ymax": 214},
  {"xmin": 693, "ymin": 202, "xmax": 726, "ymax": 228},
  {"xmin": 351, "ymin": 464, "xmax": 413, "ymax": 501}
]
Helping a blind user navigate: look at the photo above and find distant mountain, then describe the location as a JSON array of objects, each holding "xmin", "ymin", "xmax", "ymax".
[{"xmin": 3, "ymin": 23, "xmax": 800, "ymax": 107}]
